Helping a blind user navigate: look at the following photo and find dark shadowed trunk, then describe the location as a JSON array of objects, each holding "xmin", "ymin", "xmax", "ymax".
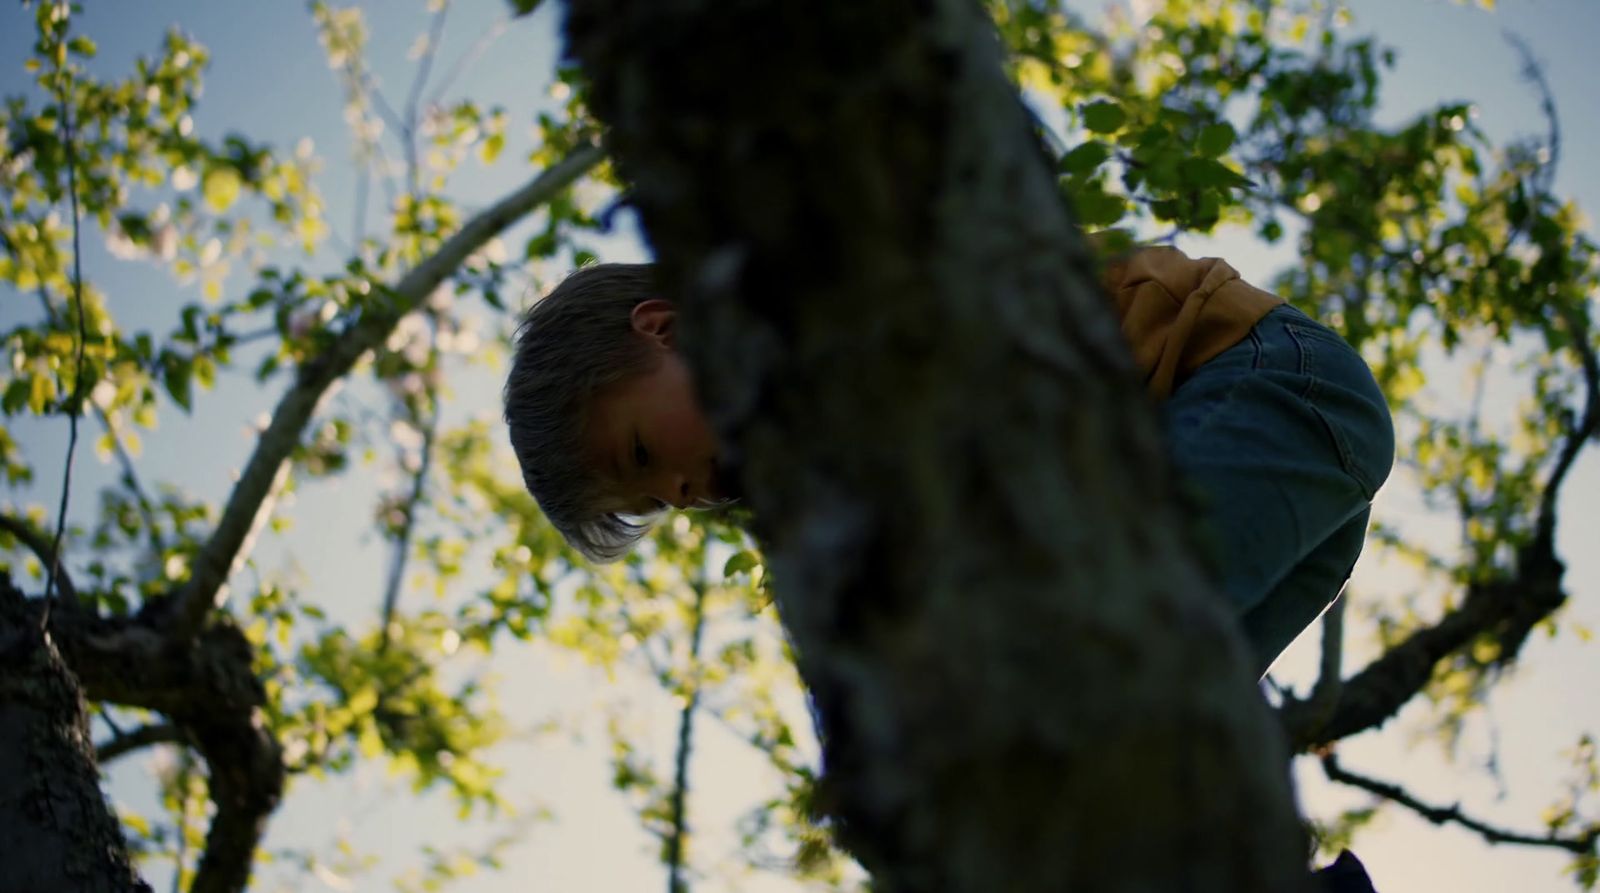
[
  {"xmin": 566, "ymin": 2, "xmax": 1311, "ymax": 890},
  {"xmin": 0, "ymin": 576, "xmax": 149, "ymax": 893}
]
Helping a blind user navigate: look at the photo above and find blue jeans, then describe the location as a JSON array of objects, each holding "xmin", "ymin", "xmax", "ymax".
[{"xmin": 1163, "ymin": 303, "xmax": 1395, "ymax": 677}]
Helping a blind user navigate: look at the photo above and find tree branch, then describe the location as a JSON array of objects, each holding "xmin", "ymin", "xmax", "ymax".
[
  {"xmin": 103, "ymin": 412, "xmax": 165, "ymax": 547},
  {"xmin": 162, "ymin": 143, "xmax": 604, "ymax": 640},
  {"xmin": 1535, "ymin": 298, "xmax": 1599, "ymax": 548},
  {"xmin": 37, "ymin": 600, "xmax": 284, "ymax": 893},
  {"xmin": 1267, "ymin": 39, "xmax": 1589, "ymax": 753},
  {"xmin": 378, "ymin": 373, "xmax": 439, "ymax": 655},
  {"xmin": 32, "ymin": 283, "xmax": 167, "ymax": 553},
  {"xmin": 428, "ymin": 15, "xmax": 511, "ymax": 107},
  {"xmin": 665, "ymin": 572, "xmax": 708, "ymax": 893},
  {"xmin": 45, "ymin": 57, "xmax": 91, "ymax": 614},
  {"xmin": 1322, "ymin": 753, "xmax": 1599, "ymax": 856},
  {"xmin": 1280, "ymin": 533, "xmax": 1566, "ymax": 752},
  {"xmin": 400, "ymin": 3, "xmax": 451, "ymax": 198},
  {"xmin": 95, "ymin": 721, "xmax": 183, "ymax": 764},
  {"xmin": 1304, "ymin": 594, "xmax": 1344, "ymax": 724},
  {"xmin": 0, "ymin": 512, "xmax": 77, "ymax": 603}
]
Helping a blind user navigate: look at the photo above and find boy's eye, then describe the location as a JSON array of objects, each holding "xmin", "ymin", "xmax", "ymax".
[{"xmin": 633, "ymin": 435, "xmax": 650, "ymax": 470}]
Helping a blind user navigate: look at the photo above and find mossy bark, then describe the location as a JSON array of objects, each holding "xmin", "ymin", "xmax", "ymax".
[{"xmin": 566, "ymin": 2, "xmax": 1312, "ymax": 889}]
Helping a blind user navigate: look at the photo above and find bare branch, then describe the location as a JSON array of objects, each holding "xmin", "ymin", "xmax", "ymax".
[
  {"xmin": 1323, "ymin": 753, "xmax": 1599, "ymax": 856},
  {"xmin": 98, "ymin": 408, "xmax": 167, "ymax": 552},
  {"xmin": 1535, "ymin": 299, "xmax": 1600, "ymax": 548},
  {"xmin": 399, "ymin": 4, "xmax": 452, "ymax": 198},
  {"xmin": 1280, "ymin": 536, "xmax": 1565, "ymax": 752},
  {"xmin": 1503, "ymin": 31, "xmax": 1561, "ymax": 191},
  {"xmin": 1500, "ymin": 30, "xmax": 1599, "ymax": 551},
  {"xmin": 405, "ymin": 3, "xmax": 451, "ymax": 132},
  {"xmin": 0, "ymin": 512, "xmax": 77, "ymax": 603},
  {"xmin": 163, "ymin": 143, "xmax": 604, "ymax": 640},
  {"xmin": 96, "ymin": 721, "xmax": 182, "ymax": 764},
  {"xmin": 427, "ymin": 15, "xmax": 511, "ymax": 107},
  {"xmin": 1304, "ymin": 594, "xmax": 1344, "ymax": 724},
  {"xmin": 378, "ymin": 370, "xmax": 440, "ymax": 654}
]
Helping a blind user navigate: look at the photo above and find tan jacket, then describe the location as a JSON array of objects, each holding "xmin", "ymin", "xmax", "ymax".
[{"xmin": 1095, "ymin": 240, "xmax": 1285, "ymax": 400}]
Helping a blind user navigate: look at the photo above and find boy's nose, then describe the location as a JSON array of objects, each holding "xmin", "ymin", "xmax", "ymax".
[{"xmin": 650, "ymin": 472, "xmax": 692, "ymax": 509}]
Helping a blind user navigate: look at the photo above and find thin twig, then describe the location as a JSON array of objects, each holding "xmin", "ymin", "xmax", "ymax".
[
  {"xmin": 1504, "ymin": 31, "xmax": 1561, "ymax": 191},
  {"xmin": 402, "ymin": 3, "xmax": 452, "ymax": 199},
  {"xmin": 1322, "ymin": 753, "xmax": 1599, "ymax": 856},
  {"xmin": 0, "ymin": 512, "xmax": 78, "ymax": 602},
  {"xmin": 34, "ymin": 284, "xmax": 166, "ymax": 551},
  {"xmin": 95, "ymin": 722, "xmax": 183, "ymax": 764},
  {"xmin": 405, "ymin": 3, "xmax": 451, "ymax": 134},
  {"xmin": 427, "ymin": 15, "xmax": 510, "ymax": 107},
  {"xmin": 666, "ymin": 566, "xmax": 710, "ymax": 893},
  {"xmin": 45, "ymin": 40, "xmax": 90, "ymax": 618},
  {"xmin": 362, "ymin": 79, "xmax": 408, "ymax": 145},
  {"xmin": 354, "ymin": 160, "xmax": 370, "ymax": 249},
  {"xmin": 377, "ymin": 352, "xmax": 440, "ymax": 655},
  {"xmin": 172, "ymin": 748, "xmax": 195, "ymax": 893},
  {"xmin": 98, "ymin": 407, "xmax": 166, "ymax": 551}
]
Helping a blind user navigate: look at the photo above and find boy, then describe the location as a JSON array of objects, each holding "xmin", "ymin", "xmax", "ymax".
[{"xmin": 503, "ymin": 240, "xmax": 1395, "ymax": 677}]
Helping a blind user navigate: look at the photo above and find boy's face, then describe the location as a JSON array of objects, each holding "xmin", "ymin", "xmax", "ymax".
[{"xmin": 585, "ymin": 300, "xmax": 727, "ymax": 514}]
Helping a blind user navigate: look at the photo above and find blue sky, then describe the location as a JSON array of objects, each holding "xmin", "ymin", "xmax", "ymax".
[{"xmin": 3, "ymin": 1, "xmax": 1598, "ymax": 891}]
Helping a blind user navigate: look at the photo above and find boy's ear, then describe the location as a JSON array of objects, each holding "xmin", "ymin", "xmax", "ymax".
[{"xmin": 630, "ymin": 299, "xmax": 676, "ymax": 349}]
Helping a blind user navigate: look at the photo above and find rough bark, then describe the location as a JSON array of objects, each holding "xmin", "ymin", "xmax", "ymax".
[
  {"xmin": 566, "ymin": 2, "xmax": 1310, "ymax": 890},
  {"xmin": 0, "ymin": 576, "xmax": 149, "ymax": 893},
  {"xmin": 0, "ymin": 580, "xmax": 283, "ymax": 893}
]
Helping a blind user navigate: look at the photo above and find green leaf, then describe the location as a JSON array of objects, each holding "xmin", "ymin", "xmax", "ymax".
[
  {"xmin": 4, "ymin": 379, "xmax": 30, "ymax": 415},
  {"xmin": 480, "ymin": 132, "xmax": 505, "ymax": 165},
  {"xmin": 28, "ymin": 374, "xmax": 54, "ymax": 415},
  {"xmin": 1059, "ymin": 141, "xmax": 1111, "ymax": 176},
  {"xmin": 163, "ymin": 355, "xmax": 194, "ymax": 412},
  {"xmin": 723, "ymin": 550, "xmax": 759, "ymax": 578},
  {"xmin": 1178, "ymin": 157, "xmax": 1254, "ymax": 190},
  {"xmin": 1081, "ymin": 100, "xmax": 1127, "ymax": 134},
  {"xmin": 203, "ymin": 167, "xmax": 243, "ymax": 213},
  {"xmin": 506, "ymin": 0, "xmax": 544, "ymax": 15},
  {"xmin": 1150, "ymin": 199, "xmax": 1184, "ymax": 222},
  {"xmin": 1198, "ymin": 122, "xmax": 1236, "ymax": 158},
  {"xmin": 1070, "ymin": 183, "xmax": 1127, "ymax": 228}
]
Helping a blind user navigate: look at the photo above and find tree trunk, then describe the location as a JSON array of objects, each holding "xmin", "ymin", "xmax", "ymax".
[
  {"xmin": 566, "ymin": 2, "xmax": 1311, "ymax": 890},
  {"xmin": 0, "ymin": 576, "xmax": 149, "ymax": 893}
]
